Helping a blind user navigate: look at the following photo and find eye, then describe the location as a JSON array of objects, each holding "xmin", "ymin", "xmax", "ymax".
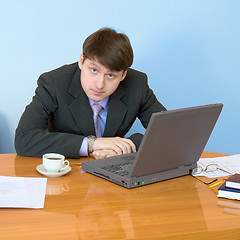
[
  {"xmin": 108, "ymin": 74, "xmax": 114, "ymax": 78},
  {"xmin": 91, "ymin": 68, "xmax": 97, "ymax": 73}
]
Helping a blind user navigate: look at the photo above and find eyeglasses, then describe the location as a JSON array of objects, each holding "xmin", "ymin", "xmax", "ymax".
[
  {"xmin": 192, "ymin": 164, "xmax": 232, "ymax": 176},
  {"xmin": 191, "ymin": 164, "xmax": 232, "ymax": 185}
]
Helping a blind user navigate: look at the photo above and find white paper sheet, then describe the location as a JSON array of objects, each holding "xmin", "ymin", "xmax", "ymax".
[
  {"xmin": 193, "ymin": 154, "xmax": 240, "ymax": 178},
  {"xmin": 0, "ymin": 176, "xmax": 47, "ymax": 209}
]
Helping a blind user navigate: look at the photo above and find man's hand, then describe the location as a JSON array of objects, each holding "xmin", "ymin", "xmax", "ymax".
[
  {"xmin": 93, "ymin": 137, "xmax": 136, "ymax": 155},
  {"xmin": 90, "ymin": 149, "xmax": 118, "ymax": 159}
]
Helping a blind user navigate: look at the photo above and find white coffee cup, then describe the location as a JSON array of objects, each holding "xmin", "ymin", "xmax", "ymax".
[{"xmin": 42, "ymin": 153, "xmax": 69, "ymax": 173}]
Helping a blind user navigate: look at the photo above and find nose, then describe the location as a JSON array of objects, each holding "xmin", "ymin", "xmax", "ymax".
[{"xmin": 96, "ymin": 75, "xmax": 105, "ymax": 89}]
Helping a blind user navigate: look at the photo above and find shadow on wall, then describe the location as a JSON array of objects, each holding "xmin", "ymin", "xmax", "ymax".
[{"xmin": 0, "ymin": 112, "xmax": 15, "ymax": 153}]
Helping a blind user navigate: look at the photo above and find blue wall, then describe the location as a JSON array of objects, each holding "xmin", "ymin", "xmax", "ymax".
[{"xmin": 0, "ymin": 0, "xmax": 239, "ymax": 155}]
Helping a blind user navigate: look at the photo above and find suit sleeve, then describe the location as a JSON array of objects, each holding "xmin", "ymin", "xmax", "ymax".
[
  {"xmin": 128, "ymin": 72, "xmax": 166, "ymax": 149},
  {"xmin": 15, "ymin": 74, "xmax": 83, "ymax": 158},
  {"xmin": 137, "ymin": 73, "xmax": 166, "ymax": 128}
]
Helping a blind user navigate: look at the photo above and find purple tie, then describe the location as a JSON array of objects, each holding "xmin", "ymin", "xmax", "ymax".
[{"xmin": 91, "ymin": 103, "xmax": 103, "ymax": 137}]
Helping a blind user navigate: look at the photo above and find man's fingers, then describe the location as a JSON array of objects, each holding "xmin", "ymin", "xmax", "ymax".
[
  {"xmin": 118, "ymin": 138, "xmax": 136, "ymax": 153},
  {"xmin": 92, "ymin": 149, "xmax": 118, "ymax": 159},
  {"xmin": 114, "ymin": 139, "xmax": 132, "ymax": 154},
  {"xmin": 94, "ymin": 137, "xmax": 136, "ymax": 155}
]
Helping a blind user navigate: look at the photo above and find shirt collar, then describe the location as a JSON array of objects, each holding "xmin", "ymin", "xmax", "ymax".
[{"xmin": 89, "ymin": 97, "xmax": 109, "ymax": 109}]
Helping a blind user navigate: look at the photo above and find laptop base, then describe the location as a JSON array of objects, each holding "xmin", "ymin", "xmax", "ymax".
[{"xmin": 83, "ymin": 161, "xmax": 197, "ymax": 189}]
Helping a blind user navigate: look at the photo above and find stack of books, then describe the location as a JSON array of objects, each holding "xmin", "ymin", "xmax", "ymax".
[{"xmin": 217, "ymin": 173, "xmax": 240, "ymax": 201}]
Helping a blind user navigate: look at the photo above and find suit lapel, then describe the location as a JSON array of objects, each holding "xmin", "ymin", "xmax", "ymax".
[
  {"xmin": 68, "ymin": 69, "xmax": 95, "ymax": 136},
  {"xmin": 103, "ymin": 85, "xmax": 127, "ymax": 136}
]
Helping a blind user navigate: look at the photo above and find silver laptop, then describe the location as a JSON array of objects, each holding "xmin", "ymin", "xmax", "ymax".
[{"xmin": 82, "ymin": 103, "xmax": 223, "ymax": 188}]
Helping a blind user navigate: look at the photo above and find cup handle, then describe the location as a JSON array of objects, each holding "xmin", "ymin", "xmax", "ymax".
[{"xmin": 61, "ymin": 160, "xmax": 70, "ymax": 171}]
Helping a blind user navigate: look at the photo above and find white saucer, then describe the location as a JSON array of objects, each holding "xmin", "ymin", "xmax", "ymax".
[{"xmin": 36, "ymin": 164, "xmax": 71, "ymax": 178}]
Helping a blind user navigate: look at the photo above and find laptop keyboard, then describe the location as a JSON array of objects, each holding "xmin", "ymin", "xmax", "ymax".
[{"xmin": 102, "ymin": 162, "xmax": 133, "ymax": 176}]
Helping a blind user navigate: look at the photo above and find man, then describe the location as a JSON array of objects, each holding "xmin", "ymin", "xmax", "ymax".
[{"xmin": 15, "ymin": 28, "xmax": 166, "ymax": 159}]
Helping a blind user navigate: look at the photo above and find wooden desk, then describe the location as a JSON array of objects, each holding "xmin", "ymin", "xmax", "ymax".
[{"xmin": 0, "ymin": 152, "xmax": 239, "ymax": 240}]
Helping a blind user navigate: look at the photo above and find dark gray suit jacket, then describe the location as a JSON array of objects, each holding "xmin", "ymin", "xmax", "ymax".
[{"xmin": 15, "ymin": 62, "xmax": 166, "ymax": 158}]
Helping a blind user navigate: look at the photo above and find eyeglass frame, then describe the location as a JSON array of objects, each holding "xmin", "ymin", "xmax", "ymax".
[
  {"xmin": 192, "ymin": 164, "xmax": 232, "ymax": 175},
  {"xmin": 190, "ymin": 164, "xmax": 232, "ymax": 185}
]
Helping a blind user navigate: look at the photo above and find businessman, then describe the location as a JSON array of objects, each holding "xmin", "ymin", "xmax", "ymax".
[{"xmin": 15, "ymin": 28, "xmax": 166, "ymax": 159}]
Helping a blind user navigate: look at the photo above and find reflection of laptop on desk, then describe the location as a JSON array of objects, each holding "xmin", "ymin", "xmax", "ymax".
[{"xmin": 82, "ymin": 103, "xmax": 223, "ymax": 189}]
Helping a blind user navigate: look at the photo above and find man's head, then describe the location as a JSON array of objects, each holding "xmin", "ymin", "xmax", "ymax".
[{"xmin": 79, "ymin": 28, "xmax": 134, "ymax": 102}]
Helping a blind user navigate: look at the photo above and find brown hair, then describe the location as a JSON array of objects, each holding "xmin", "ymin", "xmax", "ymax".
[{"xmin": 82, "ymin": 28, "xmax": 133, "ymax": 71}]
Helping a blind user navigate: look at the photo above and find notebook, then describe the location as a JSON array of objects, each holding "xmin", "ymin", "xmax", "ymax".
[{"xmin": 82, "ymin": 103, "xmax": 223, "ymax": 188}]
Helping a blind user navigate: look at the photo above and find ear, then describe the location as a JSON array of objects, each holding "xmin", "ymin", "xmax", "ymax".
[
  {"xmin": 78, "ymin": 53, "xmax": 84, "ymax": 69},
  {"xmin": 120, "ymin": 70, "xmax": 127, "ymax": 81}
]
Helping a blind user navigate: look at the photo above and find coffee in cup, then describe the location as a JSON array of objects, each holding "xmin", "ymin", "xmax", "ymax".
[{"xmin": 42, "ymin": 153, "xmax": 69, "ymax": 173}]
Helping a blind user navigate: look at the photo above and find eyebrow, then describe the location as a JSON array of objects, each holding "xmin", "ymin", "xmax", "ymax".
[
  {"xmin": 89, "ymin": 62, "xmax": 119, "ymax": 74},
  {"xmin": 89, "ymin": 62, "xmax": 99, "ymax": 68}
]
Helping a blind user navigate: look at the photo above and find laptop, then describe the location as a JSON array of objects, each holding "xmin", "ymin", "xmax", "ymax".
[{"xmin": 82, "ymin": 103, "xmax": 223, "ymax": 188}]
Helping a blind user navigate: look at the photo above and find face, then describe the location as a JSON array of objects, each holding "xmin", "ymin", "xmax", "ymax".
[{"xmin": 78, "ymin": 54, "xmax": 127, "ymax": 102}]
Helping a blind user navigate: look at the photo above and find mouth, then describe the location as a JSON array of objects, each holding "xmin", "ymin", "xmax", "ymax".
[{"xmin": 91, "ymin": 89, "xmax": 104, "ymax": 95}]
